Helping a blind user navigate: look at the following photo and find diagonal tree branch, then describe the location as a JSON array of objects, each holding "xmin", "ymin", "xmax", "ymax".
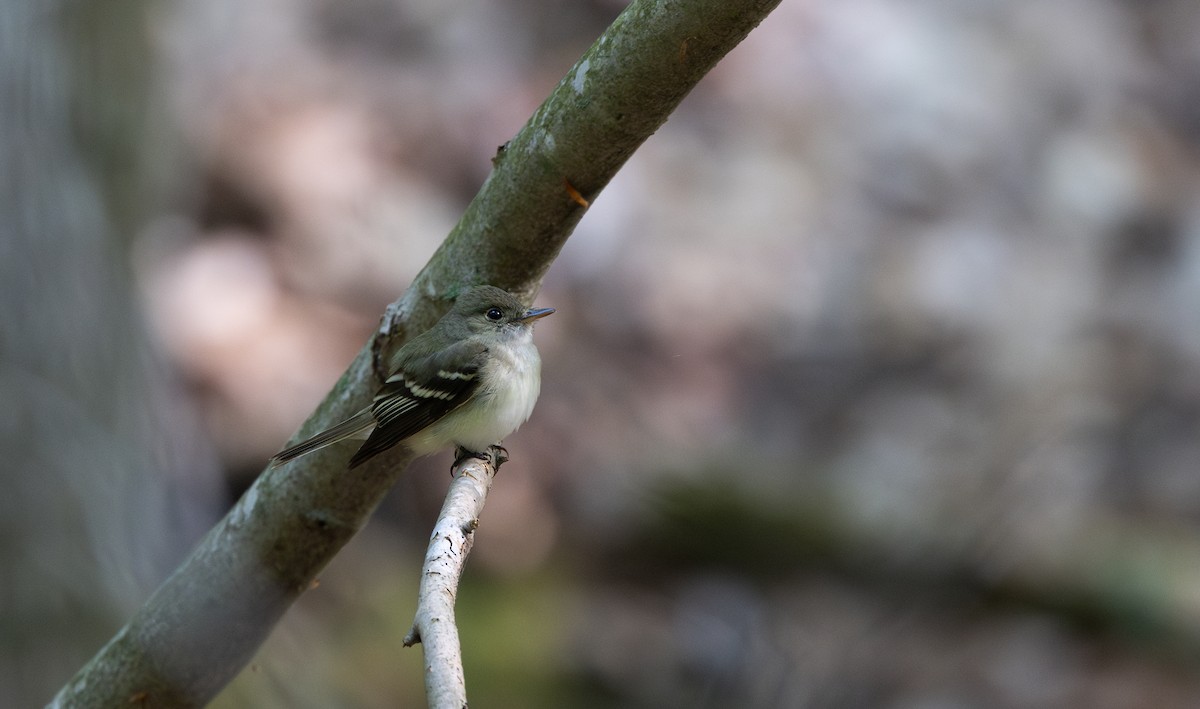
[{"xmin": 50, "ymin": 0, "xmax": 782, "ymax": 706}]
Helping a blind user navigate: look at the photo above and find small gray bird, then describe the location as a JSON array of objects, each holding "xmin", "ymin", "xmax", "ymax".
[{"xmin": 272, "ymin": 285, "xmax": 554, "ymax": 468}]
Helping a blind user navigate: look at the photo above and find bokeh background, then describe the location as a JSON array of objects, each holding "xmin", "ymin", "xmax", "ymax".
[{"xmin": 5, "ymin": 0, "xmax": 1200, "ymax": 706}]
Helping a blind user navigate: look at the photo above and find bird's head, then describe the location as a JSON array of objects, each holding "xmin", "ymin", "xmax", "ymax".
[{"xmin": 452, "ymin": 285, "xmax": 555, "ymax": 336}]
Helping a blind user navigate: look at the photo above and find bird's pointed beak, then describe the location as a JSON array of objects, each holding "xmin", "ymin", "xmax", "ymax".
[{"xmin": 519, "ymin": 307, "xmax": 555, "ymax": 323}]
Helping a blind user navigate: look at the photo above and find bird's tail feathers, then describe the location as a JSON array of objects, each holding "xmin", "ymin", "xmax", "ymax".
[{"xmin": 270, "ymin": 409, "xmax": 375, "ymax": 466}]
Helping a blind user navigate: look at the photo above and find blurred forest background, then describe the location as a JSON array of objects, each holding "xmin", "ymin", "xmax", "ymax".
[{"xmin": 5, "ymin": 0, "xmax": 1200, "ymax": 706}]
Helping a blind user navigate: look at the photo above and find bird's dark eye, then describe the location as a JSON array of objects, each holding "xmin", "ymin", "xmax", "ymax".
[{"xmin": 486, "ymin": 307, "xmax": 504, "ymax": 321}]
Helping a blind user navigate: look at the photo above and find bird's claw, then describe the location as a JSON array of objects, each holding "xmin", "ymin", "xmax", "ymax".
[{"xmin": 451, "ymin": 444, "xmax": 509, "ymax": 474}]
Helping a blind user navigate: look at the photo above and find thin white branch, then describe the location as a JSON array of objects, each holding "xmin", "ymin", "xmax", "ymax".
[{"xmin": 404, "ymin": 447, "xmax": 505, "ymax": 709}]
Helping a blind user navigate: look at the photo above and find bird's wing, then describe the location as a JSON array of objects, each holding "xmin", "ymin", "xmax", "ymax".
[{"xmin": 348, "ymin": 339, "xmax": 488, "ymax": 467}]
